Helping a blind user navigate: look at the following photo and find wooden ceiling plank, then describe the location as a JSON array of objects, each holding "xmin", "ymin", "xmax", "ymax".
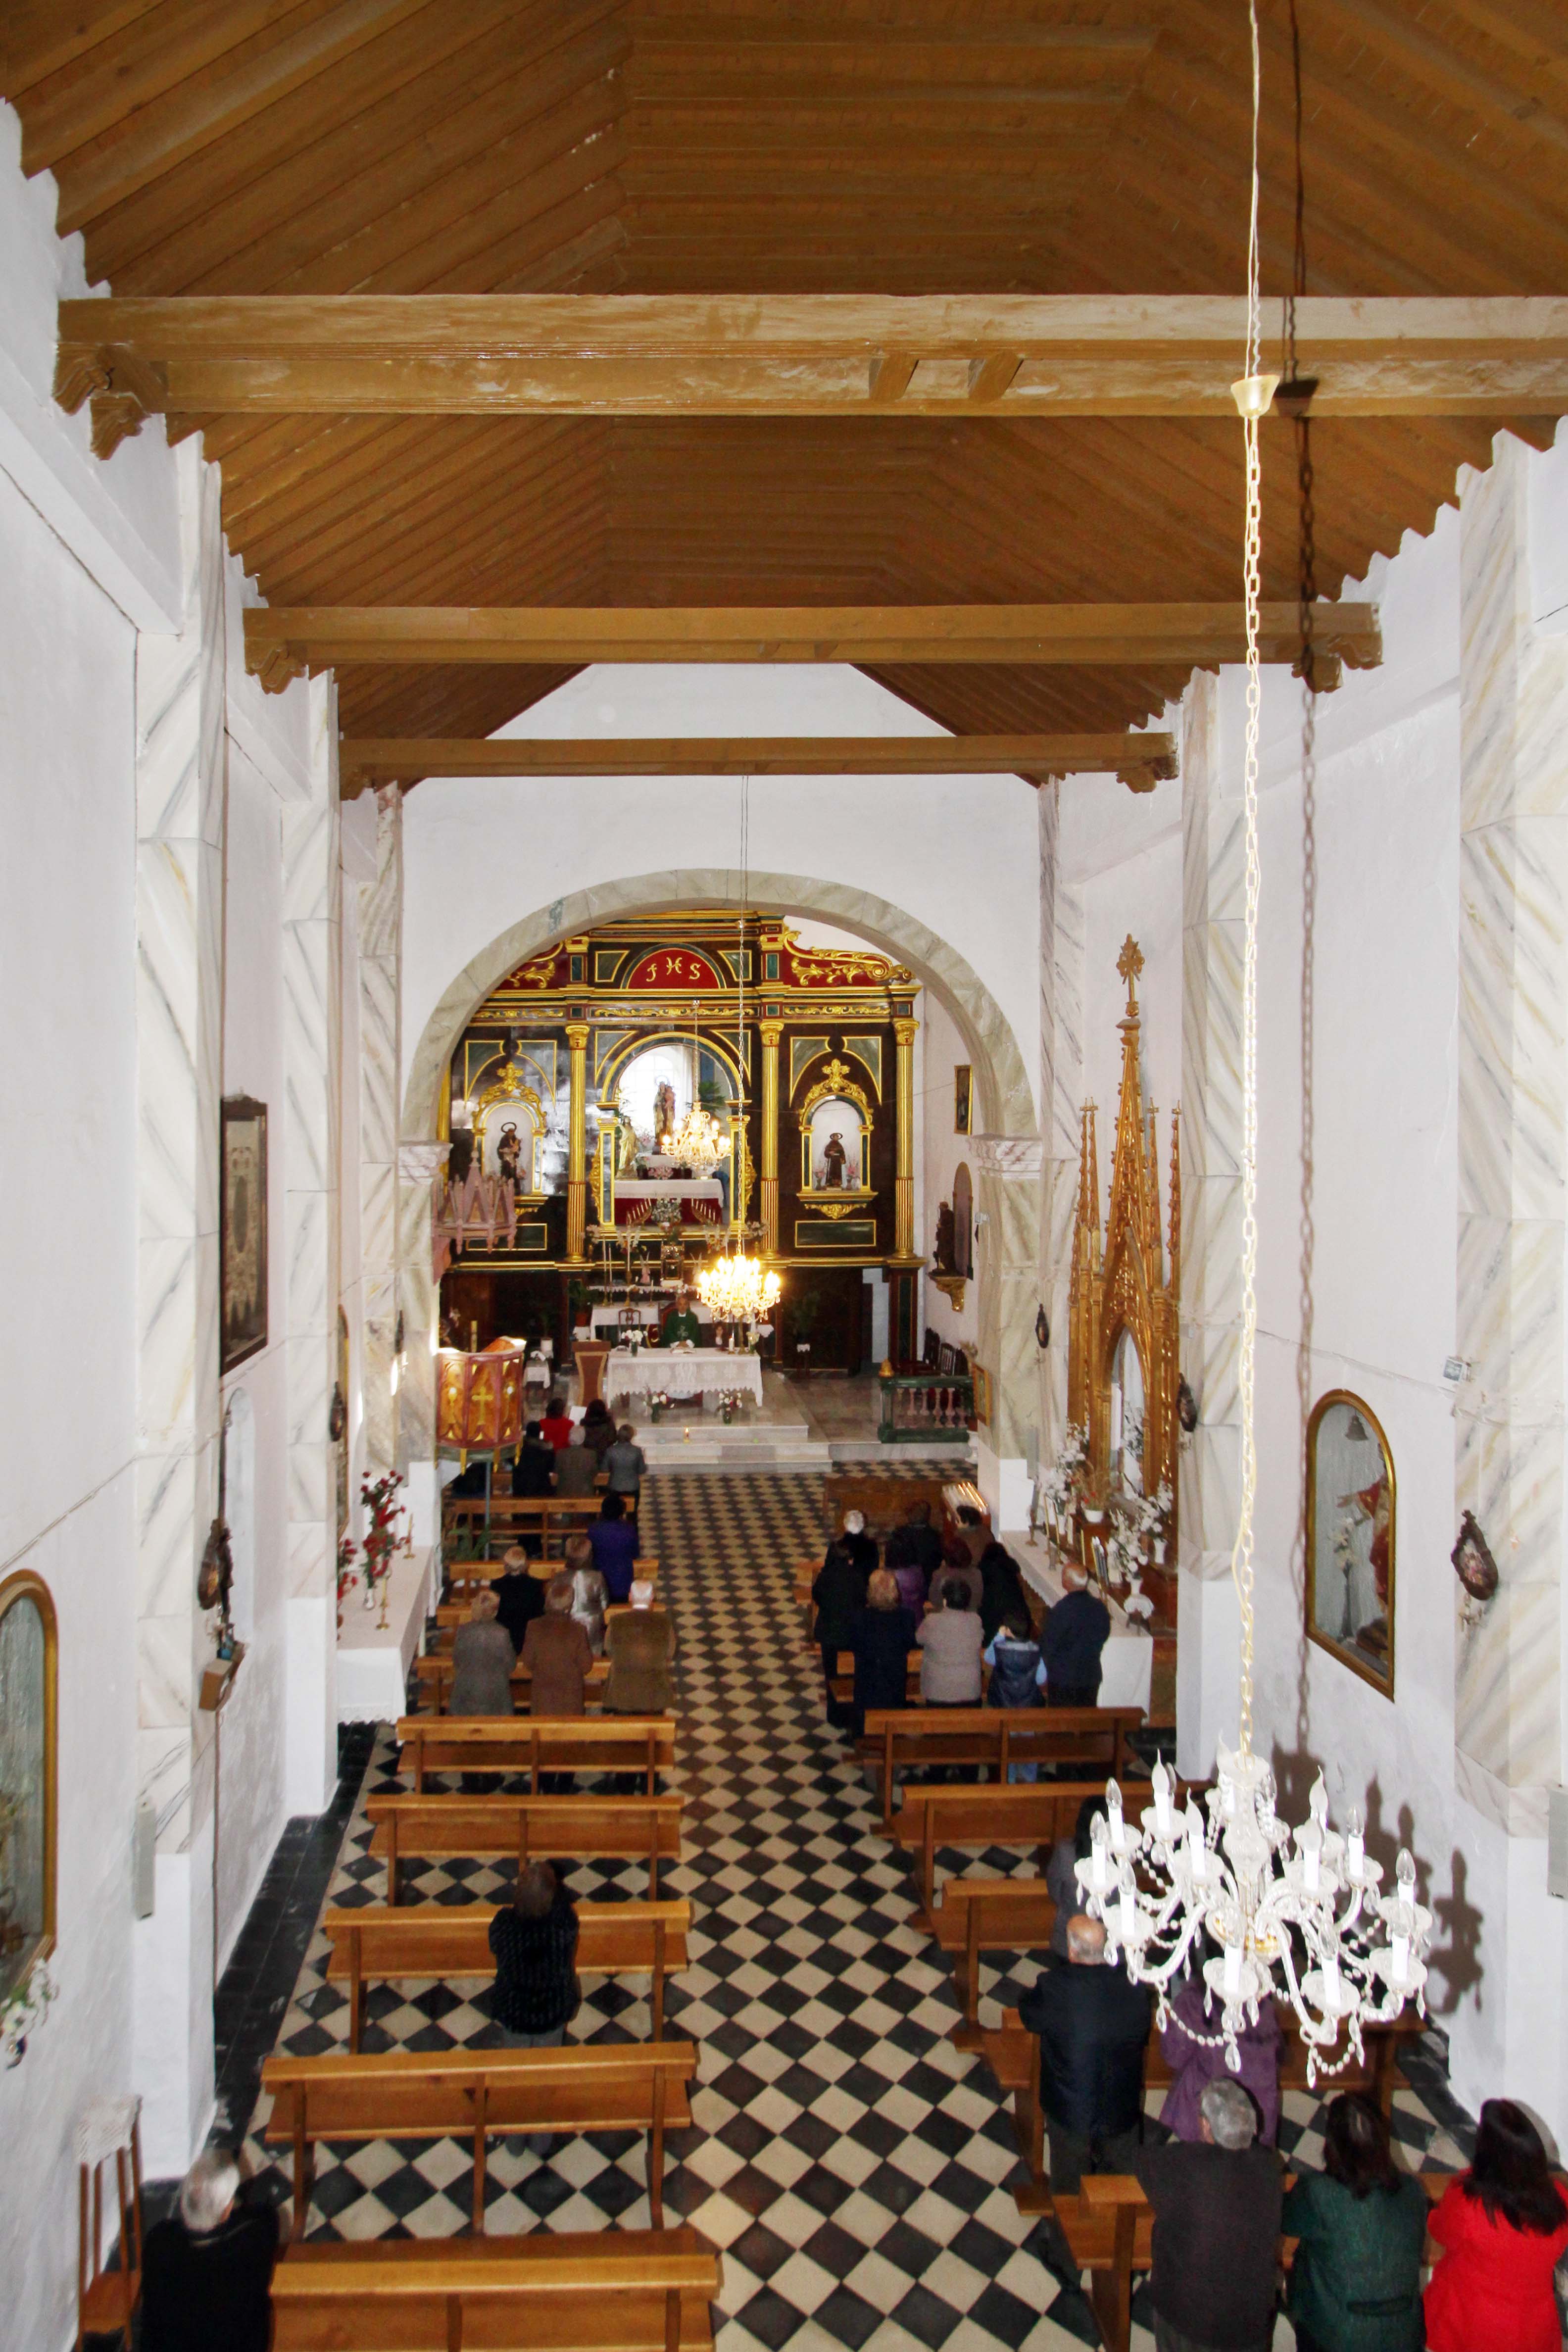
[
  {"xmin": 87, "ymin": 0, "xmax": 535, "ymax": 283},
  {"xmin": 20, "ymin": 0, "xmax": 311, "ymax": 171},
  {"xmin": 242, "ymin": 600, "xmax": 1380, "ymax": 689},
  {"xmin": 1314, "ymin": 0, "xmax": 1568, "ymax": 160},
  {"xmin": 1, "ymin": 1, "xmax": 166, "ymax": 98},
  {"xmin": 53, "ymin": 0, "xmax": 439, "ymax": 233}
]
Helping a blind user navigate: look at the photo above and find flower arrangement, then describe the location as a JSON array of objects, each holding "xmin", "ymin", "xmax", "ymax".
[
  {"xmin": 716, "ymin": 1387, "xmax": 749, "ymax": 1425},
  {"xmin": 336, "ymin": 1532, "xmax": 358, "ymax": 1627},
  {"xmin": 359, "ymin": 1469, "xmax": 405, "ymax": 1610},
  {"xmin": 1129, "ymin": 1478, "xmax": 1174, "ymax": 1549},
  {"xmin": 645, "ymin": 1388, "xmax": 672, "ymax": 1422},
  {"xmin": 1038, "ymin": 1423, "xmax": 1089, "ymax": 1531}
]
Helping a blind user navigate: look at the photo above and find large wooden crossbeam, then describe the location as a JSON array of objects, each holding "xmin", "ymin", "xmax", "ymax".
[
  {"xmin": 54, "ymin": 294, "xmax": 1568, "ymax": 452},
  {"xmin": 339, "ymin": 732, "xmax": 1179, "ymax": 797},
  {"xmin": 246, "ymin": 601, "xmax": 1380, "ymax": 692}
]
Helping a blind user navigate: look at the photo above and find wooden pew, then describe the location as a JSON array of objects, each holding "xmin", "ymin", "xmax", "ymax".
[
  {"xmin": 884, "ymin": 1777, "xmax": 1150, "ymax": 1917},
  {"xmin": 395, "ymin": 1714, "xmax": 675, "ymax": 1794},
  {"xmin": 364, "ymin": 1791, "xmax": 683, "ymax": 1904},
  {"xmin": 444, "ymin": 1495, "xmax": 606, "ymax": 1559},
  {"xmin": 320, "ymin": 1899, "xmax": 690, "ymax": 2051},
  {"xmin": 929, "ymin": 1875, "xmax": 1059, "ymax": 2045},
  {"xmin": 862, "ymin": 1705, "xmax": 1143, "ymax": 1815},
  {"xmin": 412, "ymin": 1652, "xmax": 612, "ymax": 1714},
  {"xmin": 271, "ymin": 2228, "xmax": 723, "ymax": 2352},
  {"xmin": 433, "ymin": 1561, "xmax": 659, "ymax": 1626},
  {"xmin": 261, "ymin": 2041, "xmax": 696, "ymax": 2236},
  {"xmin": 1052, "ymin": 2168, "xmax": 1451, "ymax": 2352},
  {"xmin": 981, "ymin": 2002, "xmax": 1429, "ymax": 2217}
]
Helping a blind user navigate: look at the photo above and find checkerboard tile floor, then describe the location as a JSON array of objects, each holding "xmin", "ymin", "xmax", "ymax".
[{"xmin": 240, "ymin": 1469, "xmax": 1472, "ymax": 2352}]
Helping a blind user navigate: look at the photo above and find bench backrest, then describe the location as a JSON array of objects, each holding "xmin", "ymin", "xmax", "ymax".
[
  {"xmin": 395, "ymin": 1715, "xmax": 674, "ymax": 1787},
  {"xmin": 321, "ymin": 1899, "xmax": 691, "ymax": 1980},
  {"xmin": 365, "ymin": 1791, "xmax": 682, "ymax": 1862},
  {"xmin": 271, "ymin": 2227, "xmax": 722, "ymax": 2350},
  {"xmin": 262, "ymin": 2041, "xmax": 696, "ymax": 2141}
]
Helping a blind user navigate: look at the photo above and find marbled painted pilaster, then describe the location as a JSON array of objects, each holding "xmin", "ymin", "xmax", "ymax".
[
  {"xmin": 1179, "ymin": 670, "xmax": 1245, "ymax": 1775},
  {"xmin": 1038, "ymin": 783, "xmax": 1083, "ymax": 1463},
  {"xmin": 358, "ymin": 786, "xmax": 402, "ymax": 1472},
  {"xmin": 396, "ymin": 1142, "xmax": 448, "ymax": 1478},
  {"xmin": 1455, "ymin": 434, "xmax": 1568, "ymax": 1835},
  {"xmin": 283, "ymin": 676, "xmax": 341, "ymax": 1810},
  {"xmin": 131, "ymin": 437, "xmax": 225, "ymax": 2170},
  {"xmin": 972, "ymin": 1134, "xmax": 1043, "ymax": 1465}
]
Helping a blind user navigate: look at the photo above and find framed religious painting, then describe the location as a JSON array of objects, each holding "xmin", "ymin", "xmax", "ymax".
[
  {"xmin": 954, "ymin": 1064, "xmax": 973, "ymax": 1135},
  {"xmin": 1305, "ymin": 1390, "xmax": 1395, "ymax": 1696},
  {"xmin": 0, "ymin": 1570, "xmax": 57, "ymax": 2019},
  {"xmin": 221, "ymin": 1096, "xmax": 268, "ymax": 1372}
]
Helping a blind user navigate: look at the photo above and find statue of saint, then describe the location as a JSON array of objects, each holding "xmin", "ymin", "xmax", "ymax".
[
  {"xmin": 654, "ymin": 1079, "xmax": 677, "ymax": 1145},
  {"xmin": 821, "ymin": 1130, "xmax": 848, "ymax": 1188},
  {"xmin": 495, "ymin": 1123, "xmax": 523, "ymax": 1188},
  {"xmin": 933, "ymin": 1201, "xmax": 956, "ymax": 1271}
]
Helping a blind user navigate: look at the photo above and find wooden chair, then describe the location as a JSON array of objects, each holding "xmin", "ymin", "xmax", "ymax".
[
  {"xmin": 862, "ymin": 1707, "xmax": 1145, "ymax": 1823},
  {"xmin": 261, "ymin": 2041, "xmax": 697, "ymax": 2236},
  {"xmin": 270, "ymin": 2228, "xmax": 723, "ymax": 2352},
  {"xmin": 76, "ymin": 2096, "xmax": 143, "ymax": 2352},
  {"xmin": 364, "ymin": 1789, "xmax": 684, "ymax": 1904},
  {"xmin": 395, "ymin": 1714, "xmax": 675, "ymax": 1794},
  {"xmin": 320, "ymin": 1899, "xmax": 691, "ymax": 2051}
]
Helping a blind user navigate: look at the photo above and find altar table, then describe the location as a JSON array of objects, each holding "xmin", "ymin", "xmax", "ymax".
[
  {"xmin": 589, "ymin": 1301, "xmax": 713, "ymax": 1338},
  {"xmin": 337, "ymin": 1545, "xmax": 435, "ymax": 1723},
  {"xmin": 603, "ymin": 1349, "xmax": 763, "ymax": 1409}
]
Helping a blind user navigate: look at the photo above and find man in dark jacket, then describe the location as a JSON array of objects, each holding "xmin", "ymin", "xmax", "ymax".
[
  {"xmin": 813, "ymin": 1538, "xmax": 869, "ymax": 1723},
  {"xmin": 1019, "ymin": 1912, "xmax": 1154, "ymax": 2193},
  {"xmin": 1041, "ymin": 1561, "xmax": 1112, "ymax": 1705},
  {"xmin": 511, "ymin": 1420, "xmax": 556, "ymax": 1497},
  {"xmin": 885, "ymin": 1501, "xmax": 944, "ymax": 1585},
  {"xmin": 140, "ymin": 2151, "xmax": 278, "ymax": 2352},
  {"xmin": 837, "ymin": 1507, "xmax": 879, "ymax": 1580},
  {"xmin": 1135, "ymin": 2077, "xmax": 1283, "ymax": 2352},
  {"xmin": 977, "ymin": 1539, "xmax": 1029, "ymax": 1643}
]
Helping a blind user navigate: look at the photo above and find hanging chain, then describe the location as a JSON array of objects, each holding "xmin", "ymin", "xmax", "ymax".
[{"xmin": 1231, "ymin": 0, "xmax": 1267, "ymax": 1759}]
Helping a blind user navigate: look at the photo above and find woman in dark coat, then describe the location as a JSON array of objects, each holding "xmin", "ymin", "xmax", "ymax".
[
  {"xmin": 813, "ymin": 1537, "xmax": 869, "ymax": 1726},
  {"xmin": 1283, "ymin": 2092, "xmax": 1429, "ymax": 2352},
  {"xmin": 977, "ymin": 1539, "xmax": 1029, "ymax": 1644},
  {"xmin": 141, "ymin": 2150, "xmax": 278, "ymax": 2352},
  {"xmin": 847, "ymin": 1569, "xmax": 916, "ymax": 1740}
]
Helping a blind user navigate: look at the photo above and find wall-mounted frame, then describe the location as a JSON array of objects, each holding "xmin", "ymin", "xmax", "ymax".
[
  {"xmin": 220, "ymin": 1095, "xmax": 268, "ymax": 1372},
  {"xmin": 971, "ymin": 1365, "xmax": 991, "ymax": 1425},
  {"xmin": 1306, "ymin": 1389, "xmax": 1396, "ymax": 1697},
  {"xmin": 954, "ymin": 1064, "xmax": 973, "ymax": 1134},
  {"xmin": 0, "ymin": 1570, "xmax": 58, "ymax": 2009}
]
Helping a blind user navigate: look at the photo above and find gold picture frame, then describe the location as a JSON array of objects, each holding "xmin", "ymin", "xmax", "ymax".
[
  {"xmin": 220, "ymin": 1096, "xmax": 268, "ymax": 1373},
  {"xmin": 954, "ymin": 1064, "xmax": 973, "ymax": 1134},
  {"xmin": 0, "ymin": 1569, "xmax": 58, "ymax": 2006},
  {"xmin": 1305, "ymin": 1389, "xmax": 1396, "ymax": 1698},
  {"xmin": 971, "ymin": 1364, "xmax": 991, "ymax": 1425}
]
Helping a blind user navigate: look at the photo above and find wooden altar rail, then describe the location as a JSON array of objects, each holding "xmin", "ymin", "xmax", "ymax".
[
  {"xmin": 270, "ymin": 2229, "xmax": 723, "ymax": 2352},
  {"xmin": 320, "ymin": 1900, "xmax": 690, "ymax": 2051},
  {"xmin": 878, "ymin": 1372, "xmax": 974, "ymax": 1444},
  {"xmin": 262, "ymin": 2042, "xmax": 696, "ymax": 2236}
]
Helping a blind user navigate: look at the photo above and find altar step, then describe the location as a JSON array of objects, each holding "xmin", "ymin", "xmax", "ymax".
[{"xmin": 636, "ymin": 1420, "xmax": 977, "ymax": 1471}]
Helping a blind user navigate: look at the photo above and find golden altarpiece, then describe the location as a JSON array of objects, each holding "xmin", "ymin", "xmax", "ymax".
[{"xmin": 1067, "ymin": 937, "xmax": 1181, "ymax": 1621}]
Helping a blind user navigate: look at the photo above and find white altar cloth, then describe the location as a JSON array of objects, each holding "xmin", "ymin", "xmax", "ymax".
[
  {"xmin": 615, "ymin": 1179, "xmax": 725, "ymax": 1205},
  {"xmin": 604, "ymin": 1348, "xmax": 762, "ymax": 1407},
  {"xmin": 337, "ymin": 1545, "xmax": 434, "ymax": 1723}
]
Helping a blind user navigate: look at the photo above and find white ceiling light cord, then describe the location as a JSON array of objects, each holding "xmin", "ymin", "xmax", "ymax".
[{"xmin": 1230, "ymin": 0, "xmax": 1272, "ymax": 1761}]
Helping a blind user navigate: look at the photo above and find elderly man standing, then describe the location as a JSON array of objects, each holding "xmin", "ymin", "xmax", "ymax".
[
  {"xmin": 1018, "ymin": 1912, "xmax": 1153, "ymax": 2193},
  {"xmin": 1135, "ymin": 2076, "xmax": 1283, "ymax": 2352},
  {"xmin": 1041, "ymin": 1560, "xmax": 1111, "ymax": 1706}
]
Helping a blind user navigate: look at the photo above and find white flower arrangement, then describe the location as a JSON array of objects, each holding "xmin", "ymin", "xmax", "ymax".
[
  {"xmin": 2, "ymin": 1954, "xmax": 55, "ymax": 2069},
  {"xmin": 1129, "ymin": 1478, "xmax": 1174, "ymax": 1544},
  {"xmin": 1040, "ymin": 1422, "xmax": 1089, "ymax": 1513}
]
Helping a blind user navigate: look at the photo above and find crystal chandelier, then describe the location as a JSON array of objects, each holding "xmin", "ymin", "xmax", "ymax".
[
  {"xmin": 1074, "ymin": 1, "xmax": 1430, "ymax": 2084},
  {"xmin": 657, "ymin": 1101, "xmax": 727, "ymax": 1173},
  {"xmin": 696, "ymin": 1250, "xmax": 780, "ymax": 1325}
]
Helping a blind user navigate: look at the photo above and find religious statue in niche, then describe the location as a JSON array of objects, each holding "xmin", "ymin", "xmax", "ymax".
[
  {"xmin": 1305, "ymin": 1391, "xmax": 1396, "ymax": 1696},
  {"xmin": 494, "ymin": 1123, "xmax": 524, "ymax": 1188},
  {"xmin": 220, "ymin": 1096, "xmax": 268, "ymax": 1373},
  {"xmin": 653, "ymin": 1079, "xmax": 678, "ymax": 1145},
  {"xmin": 820, "ymin": 1131, "xmax": 848, "ymax": 1187}
]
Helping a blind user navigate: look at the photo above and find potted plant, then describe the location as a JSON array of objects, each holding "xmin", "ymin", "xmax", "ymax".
[{"xmin": 646, "ymin": 1387, "xmax": 671, "ymax": 1424}]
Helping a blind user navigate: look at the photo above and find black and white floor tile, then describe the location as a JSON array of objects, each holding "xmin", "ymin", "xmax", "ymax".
[{"xmin": 238, "ymin": 1469, "xmax": 1471, "ymax": 2352}]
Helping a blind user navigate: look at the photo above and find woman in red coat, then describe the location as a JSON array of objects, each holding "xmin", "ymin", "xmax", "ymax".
[{"xmin": 1424, "ymin": 2098, "xmax": 1568, "ymax": 2352}]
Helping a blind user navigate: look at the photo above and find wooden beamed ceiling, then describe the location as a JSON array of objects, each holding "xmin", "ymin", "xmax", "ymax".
[{"xmin": 5, "ymin": 0, "xmax": 1567, "ymax": 747}]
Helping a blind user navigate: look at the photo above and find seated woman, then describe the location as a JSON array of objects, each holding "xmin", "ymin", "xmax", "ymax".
[
  {"xmin": 588, "ymin": 1491, "xmax": 640, "ymax": 1602},
  {"xmin": 1283, "ymin": 2092, "xmax": 1428, "ymax": 2352},
  {"xmin": 1158, "ymin": 1934, "xmax": 1283, "ymax": 2147},
  {"xmin": 983, "ymin": 1608, "xmax": 1045, "ymax": 1780},
  {"xmin": 847, "ymin": 1568, "xmax": 916, "ymax": 1741},
  {"xmin": 1424, "ymin": 2097, "xmax": 1568, "ymax": 2352},
  {"xmin": 140, "ymin": 2148, "xmax": 279, "ymax": 2352},
  {"xmin": 812, "ymin": 1535, "xmax": 868, "ymax": 1728},
  {"xmin": 553, "ymin": 1423, "xmax": 599, "ymax": 1496},
  {"xmin": 561, "ymin": 1533, "xmax": 609, "ymax": 1653}
]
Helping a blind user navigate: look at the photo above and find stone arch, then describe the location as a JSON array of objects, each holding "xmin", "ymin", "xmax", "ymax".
[{"xmin": 402, "ymin": 868, "xmax": 1035, "ymax": 1143}]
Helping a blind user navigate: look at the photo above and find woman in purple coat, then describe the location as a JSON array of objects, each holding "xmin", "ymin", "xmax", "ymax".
[{"xmin": 1158, "ymin": 1951, "xmax": 1284, "ymax": 2148}]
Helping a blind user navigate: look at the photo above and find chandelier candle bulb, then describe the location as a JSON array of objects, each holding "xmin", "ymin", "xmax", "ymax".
[
  {"xmin": 1152, "ymin": 1762, "xmax": 1175, "ymax": 1842},
  {"xmin": 1223, "ymin": 1941, "xmax": 1243, "ymax": 2000},
  {"xmin": 1323, "ymin": 1946, "xmax": 1343, "ymax": 2007},
  {"xmin": 1300, "ymin": 1819, "xmax": 1323, "ymax": 1895},
  {"xmin": 1090, "ymin": 1815, "xmax": 1111, "ymax": 1893},
  {"xmin": 1346, "ymin": 1809, "xmax": 1365, "ymax": 1879}
]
